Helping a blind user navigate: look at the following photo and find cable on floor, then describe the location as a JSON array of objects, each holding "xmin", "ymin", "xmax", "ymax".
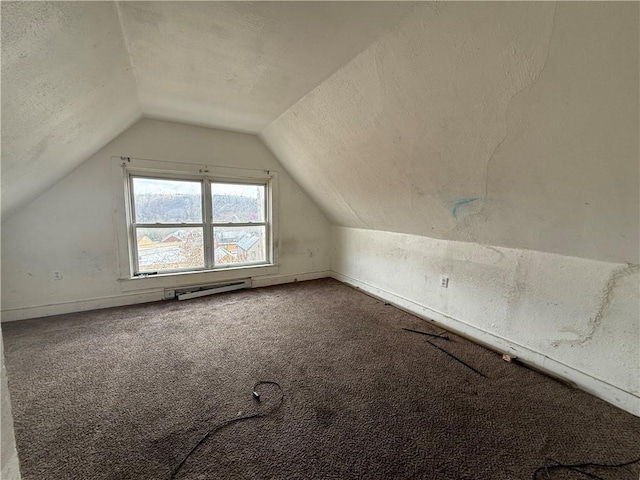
[
  {"xmin": 532, "ymin": 456, "xmax": 640, "ymax": 479},
  {"xmin": 170, "ymin": 380, "xmax": 284, "ymax": 479},
  {"xmin": 425, "ymin": 339, "xmax": 486, "ymax": 378}
]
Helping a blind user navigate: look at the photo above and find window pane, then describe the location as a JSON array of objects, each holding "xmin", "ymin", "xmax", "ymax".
[
  {"xmin": 212, "ymin": 183, "xmax": 265, "ymax": 223},
  {"xmin": 213, "ymin": 226, "xmax": 266, "ymax": 266},
  {"xmin": 136, "ymin": 227, "xmax": 204, "ymax": 272},
  {"xmin": 133, "ymin": 177, "xmax": 202, "ymax": 224}
]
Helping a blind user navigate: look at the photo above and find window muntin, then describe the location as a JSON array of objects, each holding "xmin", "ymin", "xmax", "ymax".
[{"xmin": 128, "ymin": 175, "xmax": 270, "ymax": 275}]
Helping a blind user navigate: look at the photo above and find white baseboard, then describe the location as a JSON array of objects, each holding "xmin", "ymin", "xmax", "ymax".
[
  {"xmin": 331, "ymin": 271, "xmax": 640, "ymax": 417},
  {"xmin": 1, "ymin": 290, "xmax": 165, "ymax": 322},
  {"xmin": 0, "ymin": 271, "xmax": 332, "ymax": 322},
  {"xmin": 251, "ymin": 270, "xmax": 331, "ymax": 288}
]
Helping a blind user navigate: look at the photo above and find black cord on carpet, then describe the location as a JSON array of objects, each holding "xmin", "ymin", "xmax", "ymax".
[
  {"xmin": 532, "ymin": 456, "xmax": 640, "ymax": 479},
  {"xmin": 170, "ymin": 381, "xmax": 284, "ymax": 479},
  {"xmin": 402, "ymin": 327, "xmax": 450, "ymax": 341},
  {"xmin": 425, "ymin": 339, "xmax": 486, "ymax": 378}
]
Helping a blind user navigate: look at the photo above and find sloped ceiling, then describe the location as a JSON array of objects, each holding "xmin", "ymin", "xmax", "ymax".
[
  {"xmin": 2, "ymin": 2, "xmax": 638, "ymax": 264},
  {"xmin": 117, "ymin": 1, "xmax": 416, "ymax": 132},
  {"xmin": 262, "ymin": 2, "xmax": 639, "ymax": 264},
  {"xmin": 1, "ymin": 1, "xmax": 140, "ymax": 220},
  {"xmin": 1, "ymin": 1, "xmax": 416, "ymax": 220}
]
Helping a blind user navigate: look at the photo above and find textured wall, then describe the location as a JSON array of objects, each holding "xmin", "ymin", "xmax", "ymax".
[
  {"xmin": 1, "ymin": 119, "xmax": 331, "ymax": 320},
  {"xmin": 263, "ymin": 2, "xmax": 639, "ymax": 264},
  {"xmin": 333, "ymin": 227, "xmax": 639, "ymax": 415}
]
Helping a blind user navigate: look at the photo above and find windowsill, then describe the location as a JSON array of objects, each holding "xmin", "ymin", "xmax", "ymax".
[{"xmin": 118, "ymin": 263, "xmax": 279, "ymax": 292}]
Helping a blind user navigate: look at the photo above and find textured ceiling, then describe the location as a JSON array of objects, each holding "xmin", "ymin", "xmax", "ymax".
[
  {"xmin": 1, "ymin": 1, "xmax": 415, "ymax": 220},
  {"xmin": 2, "ymin": 2, "xmax": 637, "ymax": 264},
  {"xmin": 118, "ymin": 1, "xmax": 415, "ymax": 132},
  {"xmin": 1, "ymin": 1, "xmax": 140, "ymax": 220}
]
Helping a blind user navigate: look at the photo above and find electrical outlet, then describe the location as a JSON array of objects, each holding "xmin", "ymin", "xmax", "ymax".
[
  {"xmin": 53, "ymin": 271, "xmax": 62, "ymax": 280},
  {"xmin": 440, "ymin": 276, "xmax": 449, "ymax": 288}
]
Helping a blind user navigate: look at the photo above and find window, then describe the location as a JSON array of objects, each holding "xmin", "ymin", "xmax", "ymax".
[{"xmin": 127, "ymin": 174, "xmax": 271, "ymax": 275}]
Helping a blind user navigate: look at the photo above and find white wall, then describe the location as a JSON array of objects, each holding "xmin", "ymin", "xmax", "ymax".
[
  {"xmin": 260, "ymin": 2, "xmax": 639, "ymax": 415},
  {"xmin": 332, "ymin": 227, "xmax": 639, "ymax": 415},
  {"xmin": 1, "ymin": 328, "xmax": 21, "ymax": 479},
  {"xmin": 1, "ymin": 119, "xmax": 331, "ymax": 320}
]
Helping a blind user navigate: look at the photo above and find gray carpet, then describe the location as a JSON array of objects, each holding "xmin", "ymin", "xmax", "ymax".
[{"xmin": 3, "ymin": 278, "xmax": 639, "ymax": 479}]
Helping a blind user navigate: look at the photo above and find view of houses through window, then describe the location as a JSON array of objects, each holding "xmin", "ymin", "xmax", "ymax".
[{"xmin": 131, "ymin": 176, "xmax": 267, "ymax": 274}]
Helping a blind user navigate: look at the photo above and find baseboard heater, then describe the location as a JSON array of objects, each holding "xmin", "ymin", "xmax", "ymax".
[{"xmin": 170, "ymin": 279, "xmax": 251, "ymax": 301}]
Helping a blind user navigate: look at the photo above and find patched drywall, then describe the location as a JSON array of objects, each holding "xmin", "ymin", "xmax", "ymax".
[
  {"xmin": 1, "ymin": 328, "xmax": 21, "ymax": 479},
  {"xmin": 263, "ymin": 2, "xmax": 639, "ymax": 264},
  {"xmin": 116, "ymin": 1, "xmax": 415, "ymax": 132},
  {"xmin": 1, "ymin": 2, "xmax": 140, "ymax": 220},
  {"xmin": 0, "ymin": 119, "xmax": 331, "ymax": 320},
  {"xmin": 333, "ymin": 227, "xmax": 639, "ymax": 415}
]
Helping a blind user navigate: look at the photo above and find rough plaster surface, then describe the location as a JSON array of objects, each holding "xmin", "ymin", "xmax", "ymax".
[
  {"xmin": 118, "ymin": 1, "xmax": 415, "ymax": 133},
  {"xmin": 1, "ymin": 1, "xmax": 413, "ymax": 222},
  {"xmin": 263, "ymin": 2, "xmax": 639, "ymax": 264},
  {"xmin": 1, "ymin": 328, "xmax": 21, "ymax": 480},
  {"xmin": 1, "ymin": 119, "xmax": 331, "ymax": 318},
  {"xmin": 1, "ymin": 2, "xmax": 140, "ymax": 220},
  {"xmin": 333, "ymin": 227, "xmax": 640, "ymax": 413}
]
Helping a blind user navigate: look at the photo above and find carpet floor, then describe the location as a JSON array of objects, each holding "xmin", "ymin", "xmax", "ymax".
[{"xmin": 3, "ymin": 278, "xmax": 639, "ymax": 479}]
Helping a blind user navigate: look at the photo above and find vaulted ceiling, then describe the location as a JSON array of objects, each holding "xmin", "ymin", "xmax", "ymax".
[
  {"xmin": 1, "ymin": 1, "xmax": 415, "ymax": 219},
  {"xmin": 2, "ymin": 2, "xmax": 638, "ymax": 264}
]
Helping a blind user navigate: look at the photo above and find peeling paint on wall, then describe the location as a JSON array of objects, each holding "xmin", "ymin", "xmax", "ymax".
[
  {"xmin": 333, "ymin": 226, "xmax": 640, "ymax": 413},
  {"xmin": 553, "ymin": 264, "xmax": 640, "ymax": 348}
]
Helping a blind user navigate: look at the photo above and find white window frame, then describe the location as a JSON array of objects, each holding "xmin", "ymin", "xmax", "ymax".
[{"xmin": 113, "ymin": 157, "xmax": 279, "ymax": 287}]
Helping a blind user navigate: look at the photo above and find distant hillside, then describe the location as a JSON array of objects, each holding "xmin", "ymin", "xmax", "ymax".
[{"xmin": 135, "ymin": 194, "xmax": 260, "ymax": 223}]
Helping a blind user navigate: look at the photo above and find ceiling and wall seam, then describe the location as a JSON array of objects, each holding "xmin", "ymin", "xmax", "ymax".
[
  {"xmin": 115, "ymin": 1, "xmax": 142, "ymax": 104},
  {"xmin": 115, "ymin": 1, "xmax": 418, "ymax": 133},
  {"xmin": 1, "ymin": 116, "xmax": 142, "ymax": 226},
  {"xmin": 259, "ymin": 3, "xmax": 439, "ymax": 229},
  {"xmin": 259, "ymin": 2, "xmax": 425, "ymax": 136}
]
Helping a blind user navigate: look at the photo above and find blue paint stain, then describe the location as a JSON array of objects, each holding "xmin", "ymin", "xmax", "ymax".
[{"xmin": 452, "ymin": 197, "xmax": 479, "ymax": 217}]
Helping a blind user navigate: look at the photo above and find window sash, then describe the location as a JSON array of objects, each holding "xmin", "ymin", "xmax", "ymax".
[
  {"xmin": 128, "ymin": 173, "xmax": 271, "ymax": 275},
  {"xmin": 212, "ymin": 224, "xmax": 268, "ymax": 268},
  {"xmin": 133, "ymin": 226, "xmax": 206, "ymax": 274}
]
